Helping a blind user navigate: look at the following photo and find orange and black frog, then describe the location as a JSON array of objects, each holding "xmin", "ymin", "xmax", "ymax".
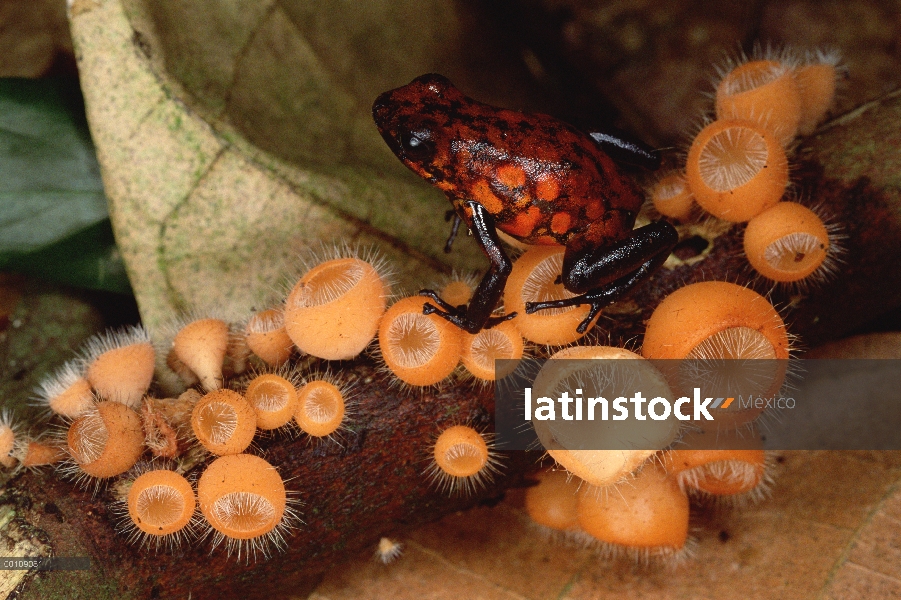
[{"xmin": 373, "ymin": 73, "xmax": 677, "ymax": 334}]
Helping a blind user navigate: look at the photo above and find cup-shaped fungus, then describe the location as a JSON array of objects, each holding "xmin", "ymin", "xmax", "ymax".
[
  {"xmin": 35, "ymin": 360, "xmax": 94, "ymax": 419},
  {"xmin": 243, "ymin": 371, "xmax": 300, "ymax": 431},
  {"xmin": 715, "ymin": 59, "xmax": 802, "ymax": 146},
  {"xmin": 191, "ymin": 390, "xmax": 257, "ymax": 455},
  {"xmin": 794, "ymin": 50, "xmax": 841, "ymax": 135},
  {"xmin": 670, "ymin": 449, "xmax": 769, "ymax": 498},
  {"xmin": 686, "ymin": 119, "xmax": 788, "ymax": 222},
  {"xmin": 426, "ymin": 425, "xmax": 501, "ymax": 496},
  {"xmin": 67, "ymin": 401, "xmax": 145, "ymax": 480},
  {"xmin": 744, "ymin": 202, "xmax": 834, "ymax": 284},
  {"xmin": 650, "ymin": 171, "xmax": 695, "ymax": 222},
  {"xmin": 439, "ymin": 280, "xmax": 474, "ymax": 307},
  {"xmin": 642, "ymin": 281, "xmax": 789, "ymax": 427},
  {"xmin": 524, "ymin": 469, "xmax": 582, "ymax": 533},
  {"xmin": 642, "ymin": 281, "xmax": 789, "ymax": 361},
  {"xmin": 173, "ymin": 318, "xmax": 231, "ymax": 391},
  {"xmin": 14, "ymin": 438, "xmax": 65, "ymax": 469},
  {"xmin": 378, "ymin": 296, "xmax": 462, "ymax": 386},
  {"xmin": 460, "ymin": 320, "xmax": 524, "ymax": 381},
  {"xmin": 83, "ymin": 326, "xmax": 155, "ymax": 408},
  {"xmin": 665, "ymin": 427, "xmax": 770, "ymax": 501},
  {"xmin": 504, "ymin": 247, "xmax": 594, "ymax": 345},
  {"xmin": 244, "ymin": 309, "xmax": 294, "ymax": 366},
  {"xmin": 284, "ymin": 257, "xmax": 388, "ymax": 360},
  {"xmin": 530, "ymin": 346, "xmax": 680, "ymax": 488},
  {"xmin": 375, "ymin": 537, "xmax": 404, "ymax": 564},
  {"xmin": 294, "ymin": 378, "xmax": 348, "ymax": 439},
  {"xmin": 124, "ymin": 469, "xmax": 197, "ymax": 549},
  {"xmin": 197, "ymin": 454, "xmax": 291, "ymax": 559},
  {"xmin": 577, "ymin": 463, "xmax": 691, "ymax": 562},
  {"xmin": 0, "ymin": 412, "xmax": 17, "ymax": 468}
]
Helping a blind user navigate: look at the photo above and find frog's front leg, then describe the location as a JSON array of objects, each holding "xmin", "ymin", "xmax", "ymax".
[
  {"xmin": 525, "ymin": 221, "xmax": 678, "ymax": 333},
  {"xmin": 443, "ymin": 210, "xmax": 463, "ymax": 253},
  {"xmin": 420, "ymin": 200, "xmax": 516, "ymax": 333}
]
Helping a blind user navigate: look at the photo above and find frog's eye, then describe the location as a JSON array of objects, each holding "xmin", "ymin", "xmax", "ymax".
[{"xmin": 399, "ymin": 130, "xmax": 435, "ymax": 162}]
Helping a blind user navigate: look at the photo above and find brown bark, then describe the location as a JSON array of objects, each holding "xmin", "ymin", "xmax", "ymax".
[
  {"xmin": 10, "ymin": 359, "xmax": 537, "ymax": 599},
  {"xmin": 7, "ymin": 92, "xmax": 901, "ymax": 600}
]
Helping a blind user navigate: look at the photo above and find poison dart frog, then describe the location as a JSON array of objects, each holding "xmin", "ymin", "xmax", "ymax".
[{"xmin": 372, "ymin": 73, "xmax": 678, "ymax": 334}]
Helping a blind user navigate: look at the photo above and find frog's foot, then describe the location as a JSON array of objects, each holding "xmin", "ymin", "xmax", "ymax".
[
  {"xmin": 525, "ymin": 270, "xmax": 641, "ymax": 333},
  {"xmin": 483, "ymin": 312, "xmax": 518, "ymax": 328},
  {"xmin": 419, "ymin": 289, "xmax": 516, "ymax": 333},
  {"xmin": 418, "ymin": 289, "xmax": 462, "ymax": 313},
  {"xmin": 525, "ymin": 294, "xmax": 607, "ymax": 334}
]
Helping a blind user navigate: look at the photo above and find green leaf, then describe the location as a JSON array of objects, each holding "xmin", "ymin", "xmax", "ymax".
[
  {"xmin": 0, "ymin": 219, "xmax": 131, "ymax": 294},
  {"xmin": 0, "ymin": 78, "xmax": 108, "ymax": 255},
  {"xmin": 0, "ymin": 78, "xmax": 123, "ymax": 293}
]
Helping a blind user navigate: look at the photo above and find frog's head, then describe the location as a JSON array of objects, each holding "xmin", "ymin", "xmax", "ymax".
[{"xmin": 373, "ymin": 74, "xmax": 462, "ymax": 185}]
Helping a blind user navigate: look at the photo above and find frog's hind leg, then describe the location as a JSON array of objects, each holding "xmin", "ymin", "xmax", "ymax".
[
  {"xmin": 525, "ymin": 221, "xmax": 677, "ymax": 333},
  {"xmin": 528, "ymin": 252, "xmax": 667, "ymax": 334}
]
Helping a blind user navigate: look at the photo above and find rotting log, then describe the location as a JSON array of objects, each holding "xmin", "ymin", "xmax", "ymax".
[
  {"xmin": 4, "ymin": 360, "xmax": 537, "ymax": 600},
  {"xmin": 4, "ymin": 91, "xmax": 901, "ymax": 600}
]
